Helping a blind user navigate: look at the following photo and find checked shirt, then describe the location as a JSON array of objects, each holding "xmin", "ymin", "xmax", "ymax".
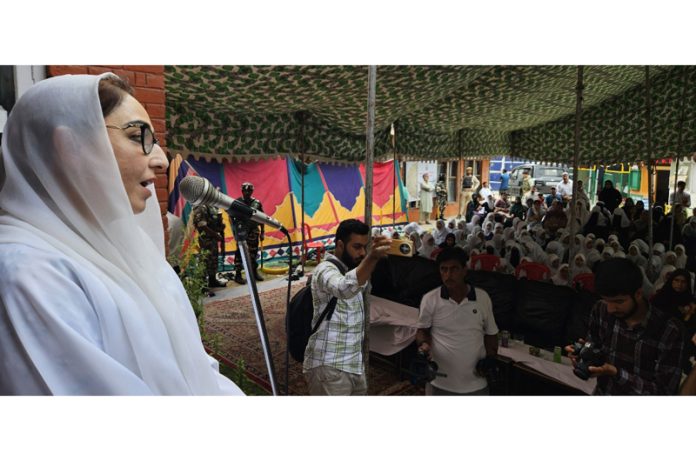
[
  {"xmin": 587, "ymin": 301, "xmax": 685, "ymax": 395},
  {"xmin": 303, "ymin": 254, "xmax": 368, "ymax": 375}
]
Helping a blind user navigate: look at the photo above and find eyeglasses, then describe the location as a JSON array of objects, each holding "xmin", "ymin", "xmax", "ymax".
[{"xmin": 106, "ymin": 122, "xmax": 159, "ymax": 155}]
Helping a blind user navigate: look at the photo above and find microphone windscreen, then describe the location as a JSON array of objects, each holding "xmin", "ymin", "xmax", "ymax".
[{"xmin": 179, "ymin": 176, "xmax": 207, "ymax": 205}]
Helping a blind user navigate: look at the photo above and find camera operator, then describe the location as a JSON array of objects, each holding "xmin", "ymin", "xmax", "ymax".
[
  {"xmin": 303, "ymin": 219, "xmax": 392, "ymax": 395},
  {"xmin": 416, "ymin": 247, "xmax": 499, "ymax": 395},
  {"xmin": 565, "ymin": 258, "xmax": 686, "ymax": 395}
]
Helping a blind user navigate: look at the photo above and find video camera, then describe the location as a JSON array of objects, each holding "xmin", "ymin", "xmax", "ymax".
[
  {"xmin": 408, "ymin": 350, "xmax": 447, "ymax": 385},
  {"xmin": 571, "ymin": 342, "xmax": 604, "ymax": 380}
]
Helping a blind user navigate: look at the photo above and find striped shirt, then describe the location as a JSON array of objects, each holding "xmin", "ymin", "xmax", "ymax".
[
  {"xmin": 303, "ymin": 254, "xmax": 368, "ymax": 375},
  {"xmin": 587, "ymin": 301, "xmax": 685, "ymax": 395}
]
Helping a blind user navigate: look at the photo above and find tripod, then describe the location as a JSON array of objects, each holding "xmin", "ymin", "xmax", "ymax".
[{"xmin": 231, "ymin": 219, "xmax": 279, "ymax": 395}]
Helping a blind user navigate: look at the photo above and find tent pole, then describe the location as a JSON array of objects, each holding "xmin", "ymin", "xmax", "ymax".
[
  {"xmin": 301, "ymin": 153, "xmax": 306, "ymax": 273},
  {"xmin": 668, "ymin": 67, "xmax": 689, "ymax": 251},
  {"xmin": 645, "ymin": 66, "xmax": 655, "ymax": 254},
  {"xmin": 364, "ymin": 65, "xmax": 377, "ymax": 230},
  {"xmin": 458, "ymin": 130, "xmax": 463, "ymax": 218},
  {"xmin": 362, "ymin": 65, "xmax": 377, "ymax": 388},
  {"xmin": 568, "ymin": 65, "xmax": 584, "ymax": 281},
  {"xmin": 669, "ymin": 155, "xmax": 681, "ymax": 250},
  {"xmin": 392, "ymin": 149, "xmax": 396, "ymax": 227}
]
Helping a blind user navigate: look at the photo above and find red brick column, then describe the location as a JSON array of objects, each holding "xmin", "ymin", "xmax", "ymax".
[{"xmin": 47, "ymin": 65, "xmax": 170, "ymax": 251}]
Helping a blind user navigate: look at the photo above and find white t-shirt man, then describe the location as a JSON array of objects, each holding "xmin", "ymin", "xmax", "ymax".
[
  {"xmin": 557, "ymin": 176, "xmax": 573, "ymax": 199},
  {"xmin": 417, "ymin": 285, "xmax": 499, "ymax": 393}
]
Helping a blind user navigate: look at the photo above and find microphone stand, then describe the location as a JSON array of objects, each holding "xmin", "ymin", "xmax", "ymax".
[{"xmin": 231, "ymin": 218, "xmax": 279, "ymax": 396}]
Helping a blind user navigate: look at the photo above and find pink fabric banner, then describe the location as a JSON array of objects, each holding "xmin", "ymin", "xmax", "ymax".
[{"xmin": 222, "ymin": 158, "xmax": 289, "ymax": 216}]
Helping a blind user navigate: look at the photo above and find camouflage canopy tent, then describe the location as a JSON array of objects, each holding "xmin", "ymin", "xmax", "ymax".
[{"xmin": 165, "ymin": 65, "xmax": 696, "ymax": 166}]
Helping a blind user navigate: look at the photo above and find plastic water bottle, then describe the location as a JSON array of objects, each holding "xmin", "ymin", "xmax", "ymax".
[
  {"xmin": 500, "ymin": 331, "xmax": 510, "ymax": 347},
  {"xmin": 553, "ymin": 346, "xmax": 562, "ymax": 363}
]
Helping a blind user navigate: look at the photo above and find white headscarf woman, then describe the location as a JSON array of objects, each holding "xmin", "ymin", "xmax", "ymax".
[
  {"xmin": 627, "ymin": 243, "xmax": 648, "ymax": 267},
  {"xmin": 0, "ymin": 74, "xmax": 242, "ymax": 395},
  {"xmin": 552, "ymin": 263, "xmax": 571, "ymax": 286},
  {"xmin": 571, "ymin": 253, "xmax": 592, "ymax": 279},
  {"xmin": 638, "ymin": 266, "xmax": 656, "ymax": 299},
  {"xmin": 585, "ymin": 248, "xmax": 602, "ymax": 270},
  {"xmin": 652, "ymin": 243, "xmax": 666, "ymax": 263},
  {"xmin": 419, "ymin": 231, "xmax": 437, "ymax": 259},
  {"xmin": 632, "ymin": 238, "xmax": 650, "ymax": 258},
  {"xmin": 403, "ymin": 221, "xmax": 423, "ymax": 236},
  {"xmin": 664, "ymin": 251, "xmax": 678, "ymax": 268},
  {"xmin": 483, "ymin": 220, "xmax": 495, "ymax": 240},
  {"xmin": 433, "ymin": 219, "xmax": 449, "ymax": 245},
  {"xmin": 601, "ymin": 247, "xmax": 615, "ymax": 261},
  {"xmin": 408, "ymin": 231, "xmax": 422, "ymax": 253},
  {"xmin": 566, "ymin": 199, "xmax": 589, "ymax": 232},
  {"xmin": 674, "ymin": 244, "xmax": 688, "ymax": 269},
  {"xmin": 547, "ymin": 254, "xmax": 561, "ymax": 276},
  {"xmin": 546, "ymin": 240, "xmax": 565, "ymax": 260},
  {"xmin": 655, "ymin": 265, "xmax": 677, "ymax": 291}
]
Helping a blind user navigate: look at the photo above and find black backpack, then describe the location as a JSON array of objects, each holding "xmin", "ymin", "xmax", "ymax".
[{"xmin": 286, "ymin": 259, "xmax": 345, "ymax": 363}]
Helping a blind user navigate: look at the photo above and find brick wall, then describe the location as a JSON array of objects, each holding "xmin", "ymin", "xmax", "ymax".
[{"xmin": 47, "ymin": 65, "xmax": 170, "ymax": 251}]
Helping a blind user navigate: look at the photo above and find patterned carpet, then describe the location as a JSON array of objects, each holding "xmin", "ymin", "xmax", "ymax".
[{"xmin": 203, "ymin": 282, "xmax": 424, "ymax": 395}]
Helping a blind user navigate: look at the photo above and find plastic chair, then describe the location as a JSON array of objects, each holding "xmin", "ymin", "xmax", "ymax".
[
  {"xmin": 514, "ymin": 261, "xmax": 551, "ymax": 281},
  {"xmin": 302, "ymin": 223, "xmax": 326, "ymax": 264},
  {"xmin": 572, "ymin": 272, "xmax": 595, "ymax": 293},
  {"xmin": 471, "ymin": 253, "xmax": 501, "ymax": 272}
]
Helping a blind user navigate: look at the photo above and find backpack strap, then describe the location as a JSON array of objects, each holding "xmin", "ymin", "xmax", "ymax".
[{"xmin": 310, "ymin": 258, "xmax": 347, "ymax": 334}]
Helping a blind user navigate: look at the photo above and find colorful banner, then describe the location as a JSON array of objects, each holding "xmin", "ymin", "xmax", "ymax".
[
  {"xmin": 167, "ymin": 156, "xmax": 408, "ymax": 262},
  {"xmin": 167, "ymin": 154, "xmax": 198, "ymax": 222}
]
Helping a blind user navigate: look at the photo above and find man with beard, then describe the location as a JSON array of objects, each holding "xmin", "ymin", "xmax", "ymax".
[
  {"xmin": 565, "ymin": 258, "xmax": 685, "ymax": 395},
  {"xmin": 416, "ymin": 247, "xmax": 499, "ymax": 395},
  {"xmin": 303, "ymin": 219, "xmax": 392, "ymax": 395}
]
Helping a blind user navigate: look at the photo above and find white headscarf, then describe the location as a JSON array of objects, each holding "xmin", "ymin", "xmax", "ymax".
[
  {"xmin": 612, "ymin": 206, "xmax": 631, "ymax": 228},
  {"xmin": 491, "ymin": 233, "xmax": 505, "ymax": 253},
  {"xmin": 433, "ymin": 220, "xmax": 449, "ymax": 245},
  {"xmin": 664, "ymin": 251, "xmax": 678, "ymax": 268},
  {"xmin": 403, "ymin": 221, "xmax": 423, "ymax": 236},
  {"xmin": 552, "ymin": 263, "xmax": 571, "ymax": 286},
  {"xmin": 571, "ymin": 253, "xmax": 592, "ymax": 279},
  {"xmin": 454, "ymin": 229, "xmax": 468, "ymax": 248},
  {"xmin": 653, "ymin": 243, "xmax": 666, "ymax": 262},
  {"xmin": 546, "ymin": 240, "xmax": 565, "ymax": 259},
  {"xmin": 585, "ymin": 249, "xmax": 602, "ymax": 269},
  {"xmin": 419, "ymin": 231, "xmax": 436, "ymax": 259},
  {"xmin": 566, "ymin": 199, "xmax": 589, "ymax": 232},
  {"xmin": 639, "ymin": 266, "xmax": 656, "ymax": 299},
  {"xmin": 409, "ymin": 231, "xmax": 422, "ymax": 251},
  {"xmin": 547, "ymin": 254, "xmax": 561, "ymax": 275},
  {"xmin": 655, "ymin": 265, "xmax": 677, "ymax": 291},
  {"xmin": 0, "ymin": 74, "xmax": 231, "ymax": 395},
  {"xmin": 483, "ymin": 220, "xmax": 495, "ymax": 238},
  {"xmin": 674, "ymin": 244, "xmax": 687, "ymax": 269},
  {"xmin": 648, "ymin": 255, "xmax": 664, "ymax": 282},
  {"xmin": 632, "ymin": 238, "xmax": 650, "ymax": 257},
  {"xmin": 601, "ymin": 247, "xmax": 615, "ymax": 261}
]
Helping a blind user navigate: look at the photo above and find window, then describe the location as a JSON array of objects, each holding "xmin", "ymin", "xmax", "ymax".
[{"xmin": 539, "ymin": 167, "xmax": 565, "ymax": 177}]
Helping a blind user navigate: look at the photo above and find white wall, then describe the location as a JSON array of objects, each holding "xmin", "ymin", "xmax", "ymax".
[{"xmin": 14, "ymin": 65, "xmax": 46, "ymax": 99}]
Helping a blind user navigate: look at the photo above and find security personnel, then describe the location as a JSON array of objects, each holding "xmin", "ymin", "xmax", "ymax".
[
  {"xmin": 233, "ymin": 182, "xmax": 265, "ymax": 284},
  {"xmin": 193, "ymin": 204, "xmax": 225, "ymax": 288}
]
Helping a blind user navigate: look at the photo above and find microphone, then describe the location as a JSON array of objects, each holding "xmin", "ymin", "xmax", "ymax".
[{"xmin": 179, "ymin": 176, "xmax": 286, "ymax": 232}]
